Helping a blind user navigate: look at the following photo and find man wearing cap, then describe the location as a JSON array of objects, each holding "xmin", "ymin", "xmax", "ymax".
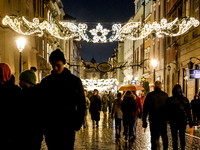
[{"xmin": 16, "ymin": 68, "xmax": 43, "ymax": 150}]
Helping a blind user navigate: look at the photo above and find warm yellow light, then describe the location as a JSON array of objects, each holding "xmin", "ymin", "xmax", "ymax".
[
  {"xmin": 151, "ymin": 59, "xmax": 158, "ymax": 68},
  {"xmin": 16, "ymin": 38, "xmax": 26, "ymax": 52}
]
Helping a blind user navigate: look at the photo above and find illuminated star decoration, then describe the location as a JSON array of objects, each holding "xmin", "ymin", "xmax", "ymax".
[
  {"xmin": 2, "ymin": 15, "xmax": 200, "ymax": 43},
  {"xmin": 89, "ymin": 23, "xmax": 110, "ymax": 43}
]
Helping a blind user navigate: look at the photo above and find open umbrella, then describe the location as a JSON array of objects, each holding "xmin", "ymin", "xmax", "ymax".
[{"xmin": 118, "ymin": 84, "xmax": 144, "ymax": 91}]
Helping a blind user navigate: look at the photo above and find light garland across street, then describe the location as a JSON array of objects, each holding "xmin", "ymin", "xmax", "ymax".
[
  {"xmin": 81, "ymin": 79, "xmax": 117, "ymax": 91},
  {"xmin": 2, "ymin": 15, "xmax": 199, "ymax": 43}
]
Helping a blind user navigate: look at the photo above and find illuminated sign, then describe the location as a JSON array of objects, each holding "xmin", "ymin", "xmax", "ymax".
[{"xmin": 189, "ymin": 69, "xmax": 200, "ymax": 79}]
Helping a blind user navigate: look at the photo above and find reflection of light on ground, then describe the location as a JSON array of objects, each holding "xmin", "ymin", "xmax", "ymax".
[{"xmin": 39, "ymin": 110, "xmax": 200, "ymax": 149}]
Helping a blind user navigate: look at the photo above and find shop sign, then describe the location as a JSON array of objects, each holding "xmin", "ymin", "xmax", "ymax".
[{"xmin": 189, "ymin": 69, "xmax": 200, "ymax": 79}]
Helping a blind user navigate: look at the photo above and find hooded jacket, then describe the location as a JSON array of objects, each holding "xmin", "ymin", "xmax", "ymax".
[{"xmin": 41, "ymin": 68, "xmax": 86, "ymax": 131}]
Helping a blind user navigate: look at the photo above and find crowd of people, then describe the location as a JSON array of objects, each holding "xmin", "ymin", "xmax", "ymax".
[
  {"xmin": 0, "ymin": 48, "xmax": 199, "ymax": 150},
  {"xmin": 85, "ymin": 81, "xmax": 196, "ymax": 150},
  {"xmin": 1, "ymin": 49, "xmax": 86, "ymax": 150}
]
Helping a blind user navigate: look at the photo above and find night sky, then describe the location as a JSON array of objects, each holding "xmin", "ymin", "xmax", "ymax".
[{"xmin": 62, "ymin": 0, "xmax": 135, "ymax": 63}]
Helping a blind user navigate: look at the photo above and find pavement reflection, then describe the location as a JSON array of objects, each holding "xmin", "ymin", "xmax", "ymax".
[{"xmin": 41, "ymin": 111, "xmax": 200, "ymax": 149}]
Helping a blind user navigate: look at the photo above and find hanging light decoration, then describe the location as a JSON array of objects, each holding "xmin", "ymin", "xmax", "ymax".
[
  {"xmin": 2, "ymin": 15, "xmax": 199, "ymax": 43},
  {"xmin": 81, "ymin": 79, "xmax": 117, "ymax": 91}
]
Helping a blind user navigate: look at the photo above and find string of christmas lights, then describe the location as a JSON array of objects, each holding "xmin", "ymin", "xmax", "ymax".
[{"xmin": 2, "ymin": 15, "xmax": 199, "ymax": 43}]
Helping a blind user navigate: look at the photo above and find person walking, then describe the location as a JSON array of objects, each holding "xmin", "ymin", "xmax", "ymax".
[
  {"xmin": 142, "ymin": 81, "xmax": 168, "ymax": 150},
  {"xmin": 40, "ymin": 49, "xmax": 86, "ymax": 150},
  {"xmin": 0, "ymin": 63, "xmax": 21, "ymax": 150},
  {"xmin": 90, "ymin": 89, "xmax": 102, "ymax": 128},
  {"xmin": 108, "ymin": 91, "xmax": 114, "ymax": 116},
  {"xmin": 102, "ymin": 91, "xmax": 108, "ymax": 115},
  {"xmin": 191, "ymin": 94, "xmax": 200, "ymax": 129},
  {"xmin": 16, "ymin": 68, "xmax": 43, "ymax": 150},
  {"xmin": 121, "ymin": 90, "xmax": 137, "ymax": 141},
  {"xmin": 83, "ymin": 90, "xmax": 90, "ymax": 128},
  {"xmin": 166, "ymin": 84, "xmax": 193, "ymax": 150},
  {"xmin": 111, "ymin": 92, "xmax": 123, "ymax": 138},
  {"xmin": 132, "ymin": 91, "xmax": 142, "ymax": 139}
]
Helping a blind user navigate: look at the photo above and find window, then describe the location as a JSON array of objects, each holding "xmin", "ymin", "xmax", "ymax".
[
  {"xmin": 154, "ymin": 10, "xmax": 156, "ymax": 21},
  {"xmin": 185, "ymin": 0, "xmax": 190, "ymax": 16},
  {"xmin": 178, "ymin": 7, "xmax": 182, "ymax": 18},
  {"xmin": 184, "ymin": 36, "xmax": 188, "ymax": 43},
  {"xmin": 158, "ymin": 4, "xmax": 160, "ymax": 21},
  {"xmin": 193, "ymin": 30, "xmax": 198, "ymax": 38},
  {"xmin": 194, "ymin": 0, "xmax": 199, "ymax": 20}
]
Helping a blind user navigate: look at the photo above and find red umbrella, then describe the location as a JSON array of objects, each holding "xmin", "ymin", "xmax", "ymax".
[{"xmin": 118, "ymin": 84, "xmax": 144, "ymax": 91}]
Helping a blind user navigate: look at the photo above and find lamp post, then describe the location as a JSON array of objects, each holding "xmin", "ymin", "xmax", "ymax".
[
  {"xmin": 151, "ymin": 59, "xmax": 158, "ymax": 83},
  {"xmin": 16, "ymin": 38, "xmax": 26, "ymax": 73}
]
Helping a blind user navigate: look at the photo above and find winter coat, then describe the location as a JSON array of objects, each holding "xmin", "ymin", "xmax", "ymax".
[
  {"xmin": 89, "ymin": 94, "xmax": 101, "ymax": 121},
  {"xmin": 112, "ymin": 98, "xmax": 123, "ymax": 119},
  {"xmin": 108, "ymin": 94, "xmax": 114, "ymax": 107},
  {"xmin": 0, "ymin": 81, "xmax": 21, "ymax": 149},
  {"xmin": 102, "ymin": 94, "xmax": 108, "ymax": 104},
  {"xmin": 16, "ymin": 84, "xmax": 43, "ymax": 149},
  {"xmin": 41, "ymin": 68, "xmax": 86, "ymax": 131},
  {"xmin": 134, "ymin": 94, "xmax": 143, "ymax": 117},
  {"xmin": 191, "ymin": 96, "xmax": 200, "ymax": 116},
  {"xmin": 166, "ymin": 95, "xmax": 193, "ymax": 127},
  {"xmin": 121, "ymin": 92, "xmax": 137, "ymax": 125},
  {"xmin": 142, "ymin": 88, "xmax": 168, "ymax": 123}
]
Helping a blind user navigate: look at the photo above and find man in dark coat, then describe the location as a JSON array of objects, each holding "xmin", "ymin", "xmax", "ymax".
[
  {"xmin": 142, "ymin": 81, "xmax": 168, "ymax": 150},
  {"xmin": 40, "ymin": 49, "xmax": 86, "ymax": 150},
  {"xmin": 191, "ymin": 94, "xmax": 200, "ymax": 128},
  {"xmin": 89, "ymin": 89, "xmax": 101, "ymax": 128}
]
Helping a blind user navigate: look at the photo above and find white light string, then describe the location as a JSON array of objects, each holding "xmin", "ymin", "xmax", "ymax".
[{"xmin": 2, "ymin": 15, "xmax": 199, "ymax": 43}]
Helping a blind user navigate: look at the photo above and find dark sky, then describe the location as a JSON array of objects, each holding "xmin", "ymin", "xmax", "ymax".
[{"xmin": 62, "ymin": 0, "xmax": 135, "ymax": 63}]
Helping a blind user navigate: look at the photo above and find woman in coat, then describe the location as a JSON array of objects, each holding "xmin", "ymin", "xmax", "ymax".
[
  {"xmin": 111, "ymin": 92, "xmax": 123, "ymax": 138},
  {"xmin": 166, "ymin": 84, "xmax": 193, "ymax": 150},
  {"xmin": 89, "ymin": 89, "xmax": 101, "ymax": 128},
  {"xmin": 121, "ymin": 90, "xmax": 137, "ymax": 141}
]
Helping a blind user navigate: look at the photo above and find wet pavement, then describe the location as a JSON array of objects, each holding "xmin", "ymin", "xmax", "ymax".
[{"xmin": 41, "ymin": 111, "xmax": 200, "ymax": 149}]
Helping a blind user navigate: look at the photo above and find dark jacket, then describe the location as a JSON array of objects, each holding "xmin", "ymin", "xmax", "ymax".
[
  {"xmin": 41, "ymin": 68, "xmax": 86, "ymax": 131},
  {"xmin": 166, "ymin": 95, "xmax": 192, "ymax": 126},
  {"xmin": 0, "ymin": 80, "xmax": 21, "ymax": 148},
  {"xmin": 89, "ymin": 94, "xmax": 101, "ymax": 121},
  {"xmin": 191, "ymin": 96, "xmax": 200, "ymax": 115},
  {"xmin": 121, "ymin": 93, "xmax": 137, "ymax": 125},
  {"xmin": 142, "ymin": 88, "xmax": 168, "ymax": 123},
  {"xmin": 16, "ymin": 84, "xmax": 43, "ymax": 149}
]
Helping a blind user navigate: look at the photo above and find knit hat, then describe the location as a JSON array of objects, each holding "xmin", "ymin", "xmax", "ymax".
[
  {"xmin": 0, "ymin": 63, "xmax": 11, "ymax": 82},
  {"xmin": 19, "ymin": 68, "xmax": 36, "ymax": 85}
]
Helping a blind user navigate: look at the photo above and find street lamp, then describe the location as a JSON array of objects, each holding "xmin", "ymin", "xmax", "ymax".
[
  {"xmin": 16, "ymin": 38, "xmax": 26, "ymax": 73},
  {"xmin": 151, "ymin": 59, "xmax": 158, "ymax": 82}
]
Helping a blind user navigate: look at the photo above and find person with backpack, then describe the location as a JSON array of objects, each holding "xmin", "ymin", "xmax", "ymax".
[
  {"xmin": 166, "ymin": 84, "xmax": 193, "ymax": 150},
  {"xmin": 111, "ymin": 92, "xmax": 123, "ymax": 138},
  {"xmin": 142, "ymin": 81, "xmax": 168, "ymax": 150},
  {"xmin": 102, "ymin": 91, "xmax": 108, "ymax": 115},
  {"xmin": 121, "ymin": 90, "xmax": 137, "ymax": 141}
]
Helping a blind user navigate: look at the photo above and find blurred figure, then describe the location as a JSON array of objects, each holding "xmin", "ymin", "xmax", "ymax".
[
  {"xmin": 142, "ymin": 81, "xmax": 168, "ymax": 150},
  {"xmin": 102, "ymin": 91, "xmax": 108, "ymax": 115},
  {"xmin": 83, "ymin": 90, "xmax": 90, "ymax": 128},
  {"xmin": 140, "ymin": 92, "xmax": 146, "ymax": 107},
  {"xmin": 111, "ymin": 92, "xmax": 123, "ymax": 138},
  {"xmin": 0, "ymin": 63, "xmax": 21, "ymax": 150},
  {"xmin": 16, "ymin": 68, "xmax": 43, "ymax": 150},
  {"xmin": 191, "ymin": 94, "xmax": 200, "ymax": 129},
  {"xmin": 166, "ymin": 84, "xmax": 193, "ymax": 150},
  {"xmin": 108, "ymin": 91, "xmax": 114, "ymax": 116},
  {"xmin": 121, "ymin": 90, "xmax": 137, "ymax": 141},
  {"xmin": 132, "ymin": 91, "xmax": 142, "ymax": 139},
  {"xmin": 90, "ymin": 89, "xmax": 101, "ymax": 128}
]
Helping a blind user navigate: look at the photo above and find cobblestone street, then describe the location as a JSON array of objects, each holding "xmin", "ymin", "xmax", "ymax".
[{"xmin": 40, "ymin": 111, "xmax": 200, "ymax": 150}]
